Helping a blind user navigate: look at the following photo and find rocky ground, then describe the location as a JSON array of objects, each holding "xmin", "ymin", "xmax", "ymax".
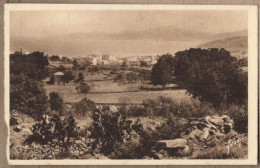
[{"xmin": 9, "ymin": 110, "xmax": 247, "ymax": 160}]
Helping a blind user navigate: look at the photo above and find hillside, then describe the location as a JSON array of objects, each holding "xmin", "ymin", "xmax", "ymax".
[{"xmin": 198, "ymin": 30, "xmax": 247, "ymax": 59}]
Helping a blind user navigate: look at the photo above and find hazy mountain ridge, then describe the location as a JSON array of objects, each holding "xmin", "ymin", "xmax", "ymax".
[{"xmin": 198, "ymin": 30, "xmax": 248, "ymax": 59}]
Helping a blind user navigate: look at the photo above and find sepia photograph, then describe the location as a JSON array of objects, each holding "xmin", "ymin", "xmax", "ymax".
[{"xmin": 4, "ymin": 4, "xmax": 258, "ymax": 165}]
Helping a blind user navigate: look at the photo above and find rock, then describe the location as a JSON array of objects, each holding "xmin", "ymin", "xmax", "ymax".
[
  {"xmin": 75, "ymin": 140, "xmax": 82, "ymax": 144},
  {"xmin": 183, "ymin": 145, "xmax": 191, "ymax": 155},
  {"xmin": 156, "ymin": 139, "xmax": 187, "ymax": 149},
  {"xmin": 153, "ymin": 153, "xmax": 163, "ymax": 159},
  {"xmin": 201, "ymin": 127, "xmax": 210, "ymax": 140},
  {"xmin": 109, "ymin": 105, "xmax": 118, "ymax": 112},
  {"xmin": 47, "ymin": 155, "xmax": 53, "ymax": 159},
  {"xmin": 187, "ymin": 129, "xmax": 203, "ymax": 140},
  {"xmin": 42, "ymin": 147, "xmax": 50, "ymax": 153},
  {"xmin": 10, "ymin": 118, "xmax": 18, "ymax": 126},
  {"xmin": 13, "ymin": 125, "xmax": 22, "ymax": 132}
]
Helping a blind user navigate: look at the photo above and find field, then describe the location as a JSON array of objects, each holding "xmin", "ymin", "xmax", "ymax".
[{"xmin": 44, "ymin": 78, "xmax": 191, "ymax": 104}]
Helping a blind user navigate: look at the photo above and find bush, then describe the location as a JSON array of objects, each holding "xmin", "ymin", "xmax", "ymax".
[
  {"xmin": 31, "ymin": 115, "xmax": 79, "ymax": 148},
  {"xmin": 76, "ymin": 82, "xmax": 90, "ymax": 94},
  {"xmin": 49, "ymin": 92, "xmax": 63, "ymax": 113},
  {"xmin": 122, "ymin": 97, "xmax": 215, "ymax": 118},
  {"xmin": 73, "ymin": 98, "xmax": 96, "ymax": 116},
  {"xmin": 223, "ymin": 104, "xmax": 248, "ymax": 133},
  {"xmin": 10, "ymin": 74, "xmax": 48, "ymax": 119},
  {"xmin": 88, "ymin": 107, "xmax": 137, "ymax": 155},
  {"xmin": 75, "ymin": 72, "xmax": 84, "ymax": 83}
]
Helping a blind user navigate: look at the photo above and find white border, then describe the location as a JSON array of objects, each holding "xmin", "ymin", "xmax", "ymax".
[{"xmin": 4, "ymin": 4, "xmax": 258, "ymax": 165}]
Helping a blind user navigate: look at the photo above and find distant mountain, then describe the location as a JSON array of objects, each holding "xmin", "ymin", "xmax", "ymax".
[
  {"xmin": 110, "ymin": 25, "xmax": 214, "ymax": 42},
  {"xmin": 198, "ymin": 30, "xmax": 248, "ymax": 59}
]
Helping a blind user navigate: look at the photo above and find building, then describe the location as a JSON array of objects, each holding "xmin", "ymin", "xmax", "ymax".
[{"xmin": 53, "ymin": 71, "xmax": 64, "ymax": 84}]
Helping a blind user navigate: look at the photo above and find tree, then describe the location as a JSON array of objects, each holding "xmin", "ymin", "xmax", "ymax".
[
  {"xmin": 10, "ymin": 74, "xmax": 48, "ymax": 119},
  {"xmin": 75, "ymin": 72, "xmax": 84, "ymax": 83},
  {"xmin": 49, "ymin": 92, "xmax": 63, "ymax": 113},
  {"xmin": 140, "ymin": 61, "xmax": 148, "ymax": 67},
  {"xmin": 73, "ymin": 98, "xmax": 96, "ymax": 116},
  {"xmin": 173, "ymin": 48, "xmax": 247, "ymax": 106},
  {"xmin": 76, "ymin": 82, "xmax": 90, "ymax": 94},
  {"xmin": 62, "ymin": 70, "xmax": 74, "ymax": 83},
  {"xmin": 49, "ymin": 55, "xmax": 60, "ymax": 62},
  {"xmin": 57, "ymin": 65, "xmax": 65, "ymax": 72},
  {"xmin": 121, "ymin": 61, "xmax": 127, "ymax": 71},
  {"xmin": 10, "ymin": 51, "xmax": 49, "ymax": 81},
  {"xmin": 150, "ymin": 54, "xmax": 175, "ymax": 89}
]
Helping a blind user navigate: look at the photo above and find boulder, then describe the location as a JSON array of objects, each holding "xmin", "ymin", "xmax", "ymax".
[
  {"xmin": 187, "ymin": 129, "xmax": 204, "ymax": 140},
  {"xmin": 201, "ymin": 127, "xmax": 210, "ymax": 140},
  {"xmin": 156, "ymin": 139, "xmax": 187, "ymax": 149},
  {"xmin": 42, "ymin": 147, "xmax": 50, "ymax": 153}
]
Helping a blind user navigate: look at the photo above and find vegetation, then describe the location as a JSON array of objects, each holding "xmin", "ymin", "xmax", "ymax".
[
  {"xmin": 73, "ymin": 98, "xmax": 96, "ymax": 116},
  {"xmin": 49, "ymin": 92, "xmax": 64, "ymax": 113},
  {"xmin": 173, "ymin": 48, "xmax": 247, "ymax": 106},
  {"xmin": 62, "ymin": 70, "xmax": 75, "ymax": 83},
  {"xmin": 140, "ymin": 61, "xmax": 148, "ymax": 67},
  {"xmin": 151, "ymin": 54, "xmax": 175, "ymax": 89},
  {"xmin": 10, "ymin": 74, "xmax": 48, "ymax": 119},
  {"xmin": 31, "ymin": 115, "xmax": 79, "ymax": 149},
  {"xmin": 75, "ymin": 72, "xmax": 84, "ymax": 83},
  {"xmin": 89, "ymin": 107, "xmax": 139, "ymax": 155},
  {"xmin": 10, "ymin": 51, "xmax": 49, "ymax": 81},
  {"xmin": 76, "ymin": 82, "xmax": 90, "ymax": 94}
]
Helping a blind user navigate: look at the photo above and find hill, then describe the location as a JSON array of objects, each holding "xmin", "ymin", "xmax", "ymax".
[{"xmin": 198, "ymin": 30, "xmax": 247, "ymax": 59}]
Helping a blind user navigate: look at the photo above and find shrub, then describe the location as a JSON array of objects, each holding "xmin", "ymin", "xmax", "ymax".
[
  {"xmin": 31, "ymin": 115, "xmax": 79, "ymax": 148},
  {"xmin": 75, "ymin": 72, "xmax": 84, "ymax": 83},
  {"xmin": 223, "ymin": 104, "xmax": 248, "ymax": 133},
  {"xmin": 88, "ymin": 107, "xmax": 136, "ymax": 155},
  {"xmin": 73, "ymin": 98, "xmax": 96, "ymax": 116},
  {"xmin": 76, "ymin": 82, "xmax": 90, "ymax": 94},
  {"xmin": 10, "ymin": 74, "xmax": 48, "ymax": 120},
  {"xmin": 49, "ymin": 92, "xmax": 63, "ymax": 113}
]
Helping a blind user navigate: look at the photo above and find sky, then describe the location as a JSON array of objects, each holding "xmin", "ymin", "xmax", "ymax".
[{"xmin": 10, "ymin": 10, "xmax": 248, "ymax": 57}]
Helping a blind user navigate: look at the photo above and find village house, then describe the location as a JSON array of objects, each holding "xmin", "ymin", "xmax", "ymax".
[{"xmin": 53, "ymin": 71, "xmax": 64, "ymax": 84}]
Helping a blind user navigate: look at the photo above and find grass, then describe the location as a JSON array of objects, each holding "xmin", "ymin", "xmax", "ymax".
[
  {"xmin": 44, "ymin": 74, "xmax": 192, "ymax": 104},
  {"xmin": 45, "ymin": 83, "xmax": 190, "ymax": 104}
]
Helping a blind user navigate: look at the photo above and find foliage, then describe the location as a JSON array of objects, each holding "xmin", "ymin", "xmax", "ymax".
[
  {"xmin": 73, "ymin": 98, "xmax": 96, "ymax": 116},
  {"xmin": 223, "ymin": 104, "xmax": 248, "ymax": 133},
  {"xmin": 114, "ymin": 73, "xmax": 124, "ymax": 82},
  {"xmin": 150, "ymin": 54, "xmax": 175, "ymax": 89},
  {"xmin": 173, "ymin": 48, "xmax": 247, "ymax": 106},
  {"xmin": 109, "ymin": 141, "xmax": 144, "ymax": 159},
  {"xmin": 47, "ymin": 74, "xmax": 54, "ymax": 85},
  {"xmin": 89, "ymin": 107, "xmax": 136, "ymax": 155},
  {"xmin": 121, "ymin": 61, "xmax": 127, "ymax": 71},
  {"xmin": 31, "ymin": 115, "xmax": 79, "ymax": 148},
  {"xmin": 140, "ymin": 61, "xmax": 148, "ymax": 67},
  {"xmin": 49, "ymin": 92, "xmax": 63, "ymax": 113},
  {"xmin": 10, "ymin": 74, "xmax": 48, "ymax": 119},
  {"xmin": 10, "ymin": 51, "xmax": 49, "ymax": 81},
  {"xmin": 75, "ymin": 72, "xmax": 84, "ymax": 83},
  {"xmin": 49, "ymin": 55, "xmax": 60, "ymax": 62},
  {"xmin": 62, "ymin": 70, "xmax": 75, "ymax": 83},
  {"xmin": 238, "ymin": 57, "xmax": 248, "ymax": 67},
  {"xmin": 122, "ymin": 97, "xmax": 214, "ymax": 118},
  {"xmin": 126, "ymin": 72, "xmax": 139, "ymax": 83},
  {"xmin": 76, "ymin": 82, "xmax": 90, "ymax": 94}
]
